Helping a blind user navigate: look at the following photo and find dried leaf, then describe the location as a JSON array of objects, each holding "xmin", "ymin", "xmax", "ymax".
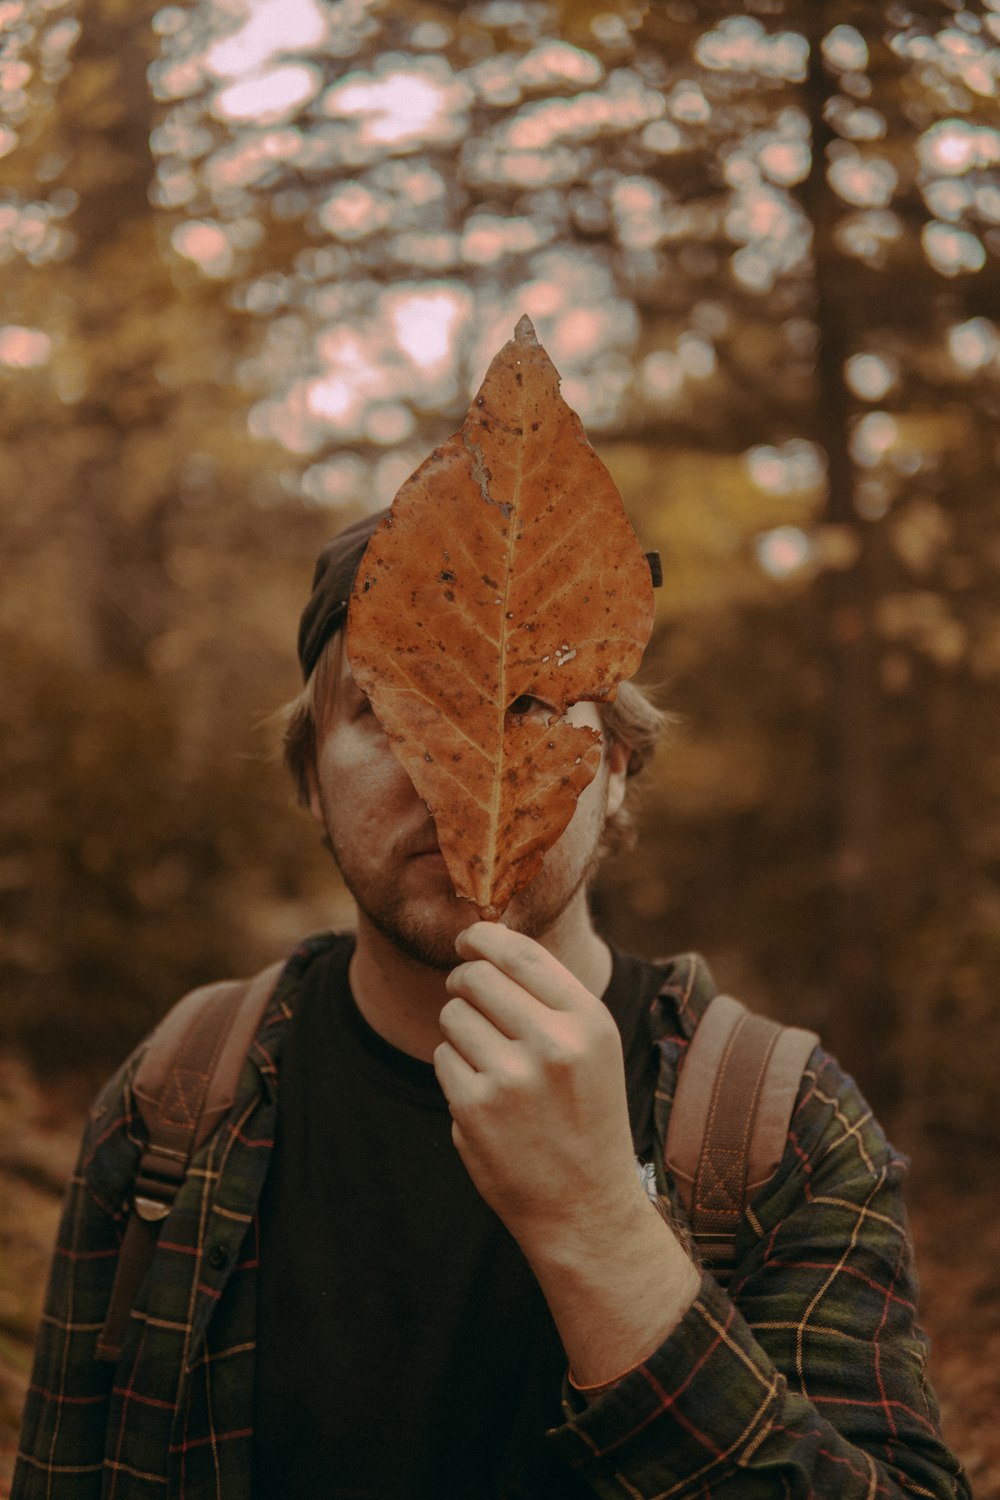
[{"xmin": 347, "ymin": 316, "xmax": 654, "ymax": 918}]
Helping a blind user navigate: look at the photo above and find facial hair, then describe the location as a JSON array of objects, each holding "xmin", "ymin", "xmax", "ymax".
[{"xmin": 319, "ymin": 760, "xmax": 611, "ymax": 971}]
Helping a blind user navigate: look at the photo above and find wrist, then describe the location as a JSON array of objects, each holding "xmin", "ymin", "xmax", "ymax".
[
  {"xmin": 520, "ymin": 1193, "xmax": 702, "ymax": 1391},
  {"xmin": 509, "ymin": 1178, "xmax": 653, "ymax": 1269},
  {"xmin": 568, "ymin": 1341, "xmax": 661, "ymax": 1402}
]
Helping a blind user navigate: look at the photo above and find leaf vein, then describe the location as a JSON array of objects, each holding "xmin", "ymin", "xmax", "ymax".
[
  {"xmin": 510, "ymin": 513, "xmax": 591, "ymax": 585},
  {"xmin": 379, "ymin": 674, "xmax": 494, "ymax": 760}
]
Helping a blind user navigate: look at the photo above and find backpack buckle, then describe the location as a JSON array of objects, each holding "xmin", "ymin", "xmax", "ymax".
[{"xmin": 134, "ymin": 1195, "xmax": 171, "ymax": 1223}]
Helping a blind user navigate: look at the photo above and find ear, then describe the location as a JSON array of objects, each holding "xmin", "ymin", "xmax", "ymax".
[{"xmin": 604, "ymin": 735, "xmax": 630, "ymax": 820}]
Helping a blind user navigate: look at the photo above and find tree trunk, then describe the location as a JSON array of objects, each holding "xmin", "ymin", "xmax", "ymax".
[{"xmin": 797, "ymin": 2, "xmax": 896, "ymax": 1105}]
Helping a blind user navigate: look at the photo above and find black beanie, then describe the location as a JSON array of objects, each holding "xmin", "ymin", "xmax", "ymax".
[{"xmin": 296, "ymin": 507, "xmax": 388, "ymax": 681}]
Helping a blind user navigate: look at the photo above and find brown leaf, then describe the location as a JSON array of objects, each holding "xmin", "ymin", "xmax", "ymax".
[{"xmin": 347, "ymin": 315, "xmax": 654, "ymax": 918}]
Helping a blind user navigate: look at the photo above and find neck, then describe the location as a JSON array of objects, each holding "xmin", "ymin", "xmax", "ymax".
[{"xmin": 347, "ymin": 897, "xmax": 613, "ymax": 1062}]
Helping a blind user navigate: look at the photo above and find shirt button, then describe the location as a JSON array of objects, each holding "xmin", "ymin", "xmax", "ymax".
[{"xmin": 207, "ymin": 1243, "xmax": 229, "ymax": 1270}]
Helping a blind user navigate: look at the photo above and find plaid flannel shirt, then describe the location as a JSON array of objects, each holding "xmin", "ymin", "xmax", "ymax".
[{"xmin": 15, "ymin": 935, "xmax": 969, "ymax": 1500}]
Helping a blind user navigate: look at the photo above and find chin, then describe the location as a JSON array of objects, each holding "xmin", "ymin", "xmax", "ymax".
[
  {"xmin": 364, "ymin": 890, "xmax": 480, "ymax": 971},
  {"xmin": 375, "ymin": 916, "xmax": 469, "ymax": 971},
  {"xmin": 344, "ymin": 842, "xmax": 594, "ymax": 968}
]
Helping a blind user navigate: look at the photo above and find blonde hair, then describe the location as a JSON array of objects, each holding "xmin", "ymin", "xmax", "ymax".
[{"xmin": 281, "ymin": 630, "xmax": 668, "ymax": 856}]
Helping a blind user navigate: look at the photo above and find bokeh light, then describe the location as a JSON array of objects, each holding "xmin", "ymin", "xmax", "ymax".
[{"xmin": 0, "ymin": 324, "xmax": 51, "ymax": 367}]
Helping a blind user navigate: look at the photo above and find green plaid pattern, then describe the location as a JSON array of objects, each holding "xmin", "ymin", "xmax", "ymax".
[{"xmin": 14, "ymin": 940, "xmax": 969, "ymax": 1499}]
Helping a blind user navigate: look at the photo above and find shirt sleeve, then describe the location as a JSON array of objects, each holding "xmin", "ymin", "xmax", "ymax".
[
  {"xmin": 12, "ymin": 1062, "xmax": 139, "ymax": 1500},
  {"xmin": 547, "ymin": 1048, "xmax": 970, "ymax": 1500}
]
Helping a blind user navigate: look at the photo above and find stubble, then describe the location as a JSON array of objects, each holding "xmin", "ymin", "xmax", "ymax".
[{"xmin": 321, "ymin": 761, "xmax": 611, "ymax": 971}]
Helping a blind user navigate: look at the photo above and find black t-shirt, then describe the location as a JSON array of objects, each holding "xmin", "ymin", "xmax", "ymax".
[{"xmin": 252, "ymin": 938, "xmax": 664, "ymax": 1500}]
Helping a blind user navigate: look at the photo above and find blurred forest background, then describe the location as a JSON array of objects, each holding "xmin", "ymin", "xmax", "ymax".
[{"xmin": 1, "ymin": 0, "xmax": 999, "ymax": 1490}]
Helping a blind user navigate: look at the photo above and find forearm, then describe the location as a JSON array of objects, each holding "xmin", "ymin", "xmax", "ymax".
[{"xmin": 516, "ymin": 1188, "xmax": 701, "ymax": 1391}]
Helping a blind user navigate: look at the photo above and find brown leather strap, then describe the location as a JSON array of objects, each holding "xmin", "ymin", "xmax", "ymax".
[
  {"xmin": 747, "ymin": 1021, "xmax": 822, "ymax": 1195},
  {"xmin": 666, "ymin": 994, "xmax": 818, "ymax": 1285},
  {"xmin": 96, "ymin": 960, "xmax": 282, "ymax": 1363},
  {"xmin": 132, "ymin": 960, "xmax": 284, "ymax": 1163},
  {"xmin": 95, "ymin": 1213, "xmax": 160, "ymax": 1362}
]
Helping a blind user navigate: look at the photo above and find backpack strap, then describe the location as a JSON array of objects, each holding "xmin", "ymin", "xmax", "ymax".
[
  {"xmin": 96, "ymin": 960, "xmax": 283, "ymax": 1363},
  {"xmin": 665, "ymin": 994, "xmax": 818, "ymax": 1286}
]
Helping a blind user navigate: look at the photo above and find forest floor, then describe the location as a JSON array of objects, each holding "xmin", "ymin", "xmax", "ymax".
[{"xmin": 0, "ymin": 1054, "xmax": 997, "ymax": 1498}]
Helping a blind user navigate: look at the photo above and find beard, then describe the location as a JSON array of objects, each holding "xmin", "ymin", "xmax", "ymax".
[{"xmin": 320, "ymin": 762, "xmax": 611, "ymax": 971}]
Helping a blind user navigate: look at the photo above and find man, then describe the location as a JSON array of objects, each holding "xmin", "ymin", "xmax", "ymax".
[{"xmin": 16, "ymin": 506, "xmax": 968, "ymax": 1499}]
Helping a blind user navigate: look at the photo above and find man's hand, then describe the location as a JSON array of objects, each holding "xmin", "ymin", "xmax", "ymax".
[
  {"xmin": 434, "ymin": 922, "xmax": 701, "ymax": 1390},
  {"xmin": 434, "ymin": 921, "xmax": 642, "ymax": 1249}
]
